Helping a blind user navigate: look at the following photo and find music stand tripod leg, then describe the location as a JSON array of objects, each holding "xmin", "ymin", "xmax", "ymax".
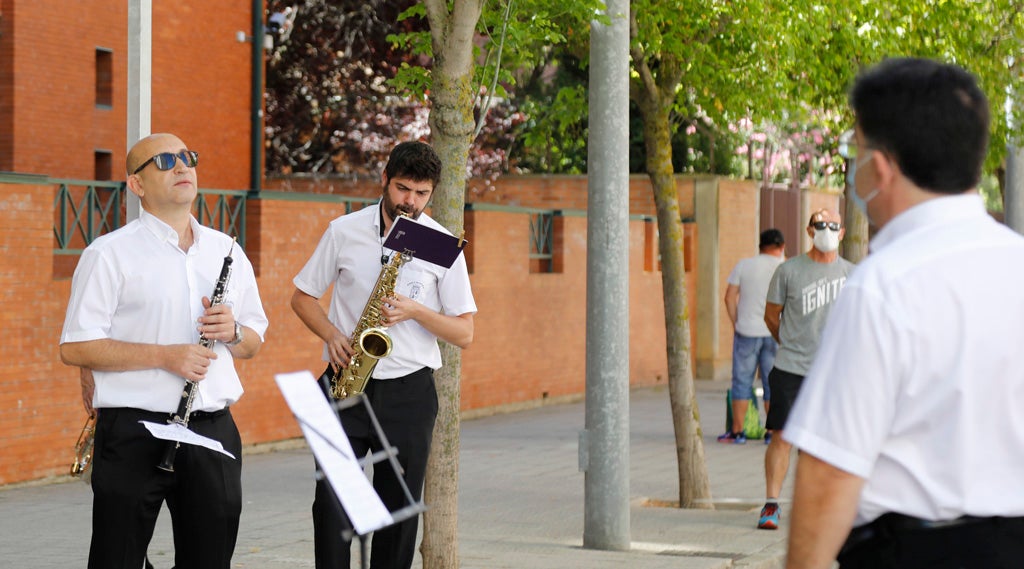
[{"xmin": 314, "ymin": 460, "xmax": 369, "ymax": 569}]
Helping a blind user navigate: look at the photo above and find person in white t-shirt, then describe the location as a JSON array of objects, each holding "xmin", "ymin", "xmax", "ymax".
[
  {"xmin": 291, "ymin": 141, "xmax": 477, "ymax": 569},
  {"xmin": 784, "ymin": 58, "xmax": 1024, "ymax": 569},
  {"xmin": 60, "ymin": 133, "xmax": 269, "ymax": 569},
  {"xmin": 718, "ymin": 228, "xmax": 785, "ymax": 444}
]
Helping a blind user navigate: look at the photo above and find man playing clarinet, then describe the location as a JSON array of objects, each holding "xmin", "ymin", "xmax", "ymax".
[{"xmin": 60, "ymin": 133, "xmax": 269, "ymax": 569}]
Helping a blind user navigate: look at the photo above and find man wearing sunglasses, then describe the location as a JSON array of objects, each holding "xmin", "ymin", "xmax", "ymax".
[
  {"xmin": 60, "ymin": 133, "xmax": 269, "ymax": 569},
  {"xmin": 758, "ymin": 208, "xmax": 854, "ymax": 531},
  {"xmin": 783, "ymin": 59, "xmax": 1024, "ymax": 569}
]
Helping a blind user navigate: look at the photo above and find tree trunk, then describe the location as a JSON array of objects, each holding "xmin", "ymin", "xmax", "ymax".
[
  {"xmin": 635, "ymin": 95, "xmax": 713, "ymax": 509},
  {"xmin": 841, "ymin": 176, "xmax": 869, "ymax": 264},
  {"xmin": 422, "ymin": 345, "xmax": 462, "ymax": 569},
  {"xmin": 420, "ymin": 2, "xmax": 482, "ymax": 567}
]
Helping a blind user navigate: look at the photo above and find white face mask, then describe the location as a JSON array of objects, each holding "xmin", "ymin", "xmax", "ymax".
[
  {"xmin": 812, "ymin": 228, "xmax": 840, "ymax": 253},
  {"xmin": 847, "ymin": 153, "xmax": 881, "ymax": 223}
]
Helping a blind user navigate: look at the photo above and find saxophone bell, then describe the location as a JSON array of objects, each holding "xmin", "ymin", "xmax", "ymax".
[
  {"xmin": 358, "ymin": 327, "xmax": 393, "ymax": 359},
  {"xmin": 71, "ymin": 414, "xmax": 97, "ymax": 478},
  {"xmin": 329, "ymin": 249, "xmax": 410, "ymax": 400}
]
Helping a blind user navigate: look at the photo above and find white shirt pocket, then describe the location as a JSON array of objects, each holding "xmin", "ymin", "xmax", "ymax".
[{"xmin": 400, "ymin": 266, "xmax": 439, "ymax": 309}]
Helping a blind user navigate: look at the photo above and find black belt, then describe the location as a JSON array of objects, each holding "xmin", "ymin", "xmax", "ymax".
[
  {"xmin": 102, "ymin": 407, "xmax": 230, "ymax": 422},
  {"xmin": 186, "ymin": 408, "xmax": 230, "ymax": 421},
  {"xmin": 841, "ymin": 512, "xmax": 999, "ymax": 556}
]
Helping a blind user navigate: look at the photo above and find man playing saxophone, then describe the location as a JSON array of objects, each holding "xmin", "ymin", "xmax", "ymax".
[
  {"xmin": 60, "ymin": 133, "xmax": 269, "ymax": 569},
  {"xmin": 291, "ymin": 141, "xmax": 477, "ymax": 569}
]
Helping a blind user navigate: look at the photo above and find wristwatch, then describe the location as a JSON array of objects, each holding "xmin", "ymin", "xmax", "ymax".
[{"xmin": 226, "ymin": 322, "xmax": 244, "ymax": 346}]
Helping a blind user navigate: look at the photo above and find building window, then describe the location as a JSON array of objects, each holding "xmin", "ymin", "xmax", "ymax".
[
  {"xmin": 644, "ymin": 216, "xmax": 660, "ymax": 272},
  {"xmin": 95, "ymin": 48, "xmax": 113, "ymax": 107},
  {"xmin": 94, "ymin": 150, "xmax": 112, "ymax": 180},
  {"xmin": 528, "ymin": 211, "xmax": 565, "ymax": 274}
]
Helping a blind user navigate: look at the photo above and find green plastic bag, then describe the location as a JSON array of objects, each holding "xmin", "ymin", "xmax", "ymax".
[{"xmin": 725, "ymin": 391, "xmax": 767, "ymax": 440}]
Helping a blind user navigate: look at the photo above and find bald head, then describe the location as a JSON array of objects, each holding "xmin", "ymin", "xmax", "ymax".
[
  {"xmin": 808, "ymin": 209, "xmax": 841, "ymax": 226},
  {"xmin": 126, "ymin": 133, "xmax": 187, "ymax": 176}
]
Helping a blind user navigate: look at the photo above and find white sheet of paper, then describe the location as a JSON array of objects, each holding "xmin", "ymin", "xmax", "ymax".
[
  {"xmin": 140, "ymin": 421, "xmax": 237, "ymax": 459},
  {"xmin": 274, "ymin": 370, "xmax": 394, "ymax": 535}
]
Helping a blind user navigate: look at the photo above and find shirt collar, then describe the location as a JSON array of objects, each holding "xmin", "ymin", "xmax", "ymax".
[
  {"xmin": 374, "ymin": 199, "xmax": 385, "ymax": 238},
  {"xmin": 870, "ymin": 192, "xmax": 986, "ymax": 253},
  {"xmin": 139, "ymin": 208, "xmax": 202, "ymax": 248}
]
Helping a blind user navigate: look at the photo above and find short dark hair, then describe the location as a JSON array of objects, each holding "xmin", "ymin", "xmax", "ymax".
[
  {"xmin": 850, "ymin": 57, "xmax": 989, "ymax": 194},
  {"xmin": 384, "ymin": 141, "xmax": 442, "ymax": 189},
  {"xmin": 759, "ymin": 228, "xmax": 784, "ymax": 250}
]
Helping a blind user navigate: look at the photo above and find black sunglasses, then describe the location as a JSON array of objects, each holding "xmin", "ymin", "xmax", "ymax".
[
  {"xmin": 132, "ymin": 150, "xmax": 199, "ymax": 175},
  {"xmin": 811, "ymin": 221, "xmax": 841, "ymax": 231}
]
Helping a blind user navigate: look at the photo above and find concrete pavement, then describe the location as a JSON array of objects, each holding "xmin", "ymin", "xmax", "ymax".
[{"xmin": 0, "ymin": 381, "xmax": 792, "ymax": 568}]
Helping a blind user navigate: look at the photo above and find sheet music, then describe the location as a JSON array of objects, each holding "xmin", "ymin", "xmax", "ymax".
[
  {"xmin": 274, "ymin": 371, "xmax": 394, "ymax": 535},
  {"xmin": 139, "ymin": 421, "xmax": 236, "ymax": 459},
  {"xmin": 384, "ymin": 215, "xmax": 466, "ymax": 269}
]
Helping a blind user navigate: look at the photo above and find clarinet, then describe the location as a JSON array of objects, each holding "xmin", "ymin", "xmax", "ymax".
[{"xmin": 157, "ymin": 241, "xmax": 235, "ymax": 472}]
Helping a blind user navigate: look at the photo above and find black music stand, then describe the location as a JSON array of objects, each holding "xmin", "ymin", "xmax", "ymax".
[{"xmin": 304, "ymin": 377, "xmax": 426, "ymax": 569}]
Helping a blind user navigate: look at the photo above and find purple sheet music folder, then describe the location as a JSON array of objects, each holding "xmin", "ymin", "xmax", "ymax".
[{"xmin": 383, "ymin": 216, "xmax": 467, "ymax": 269}]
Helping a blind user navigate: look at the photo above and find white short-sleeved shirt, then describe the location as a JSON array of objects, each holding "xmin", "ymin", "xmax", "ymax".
[
  {"xmin": 293, "ymin": 202, "xmax": 477, "ymax": 379},
  {"xmin": 61, "ymin": 209, "xmax": 269, "ymax": 413},
  {"xmin": 727, "ymin": 253, "xmax": 784, "ymax": 337},
  {"xmin": 784, "ymin": 193, "xmax": 1024, "ymax": 525}
]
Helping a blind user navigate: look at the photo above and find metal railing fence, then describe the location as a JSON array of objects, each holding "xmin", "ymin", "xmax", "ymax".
[{"xmin": 48, "ymin": 180, "xmax": 247, "ymax": 254}]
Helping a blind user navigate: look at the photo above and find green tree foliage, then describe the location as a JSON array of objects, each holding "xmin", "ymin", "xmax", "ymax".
[
  {"xmin": 264, "ymin": 1, "xmax": 603, "ymax": 180},
  {"xmin": 528, "ymin": 1, "xmax": 1024, "ymax": 183},
  {"xmin": 387, "ymin": 2, "xmax": 603, "ymax": 176},
  {"xmin": 859, "ymin": 1, "xmax": 1024, "ymax": 172},
  {"xmin": 266, "ymin": 1, "xmax": 1024, "ymax": 181}
]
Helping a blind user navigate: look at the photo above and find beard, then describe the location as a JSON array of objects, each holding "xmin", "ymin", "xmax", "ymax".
[{"xmin": 381, "ymin": 186, "xmax": 422, "ymax": 220}]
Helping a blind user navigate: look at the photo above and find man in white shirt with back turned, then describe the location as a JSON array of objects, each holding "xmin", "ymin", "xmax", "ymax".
[
  {"xmin": 784, "ymin": 57, "xmax": 1024, "ymax": 568},
  {"xmin": 719, "ymin": 228, "xmax": 785, "ymax": 445}
]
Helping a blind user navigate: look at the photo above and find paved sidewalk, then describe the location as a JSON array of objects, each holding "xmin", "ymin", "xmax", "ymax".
[{"xmin": 0, "ymin": 381, "xmax": 791, "ymax": 568}]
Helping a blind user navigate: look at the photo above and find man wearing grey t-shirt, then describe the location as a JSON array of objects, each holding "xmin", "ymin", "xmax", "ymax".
[{"xmin": 756, "ymin": 208, "xmax": 854, "ymax": 531}]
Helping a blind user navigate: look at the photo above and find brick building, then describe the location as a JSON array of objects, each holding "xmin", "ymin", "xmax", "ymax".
[{"xmin": 0, "ymin": 0, "xmax": 840, "ymax": 485}]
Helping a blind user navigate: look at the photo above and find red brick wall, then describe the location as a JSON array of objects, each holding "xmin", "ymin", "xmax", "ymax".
[
  {"xmin": 0, "ymin": 179, "xmax": 689, "ymax": 485},
  {"xmin": 150, "ymin": 2, "xmax": 253, "ymax": 190},
  {"xmin": 2, "ymin": 0, "xmax": 252, "ymax": 187},
  {"xmin": 714, "ymin": 179, "xmax": 762, "ymax": 372},
  {"xmin": 456, "ymin": 210, "xmax": 673, "ymax": 408},
  {"xmin": 7, "ymin": 0, "xmax": 125, "ymax": 178},
  {"xmin": 0, "ymin": 181, "xmax": 80, "ymax": 482},
  {"xmin": 0, "ymin": 0, "xmax": 799, "ymax": 485},
  {"xmin": 267, "ymin": 174, "xmax": 697, "ymax": 220}
]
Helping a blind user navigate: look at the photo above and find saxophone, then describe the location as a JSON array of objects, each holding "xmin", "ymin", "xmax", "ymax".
[
  {"xmin": 330, "ymin": 248, "xmax": 411, "ymax": 399},
  {"xmin": 71, "ymin": 413, "xmax": 97, "ymax": 478}
]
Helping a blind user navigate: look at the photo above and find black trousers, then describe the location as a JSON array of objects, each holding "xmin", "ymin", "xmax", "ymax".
[
  {"xmin": 88, "ymin": 407, "xmax": 243, "ymax": 569},
  {"xmin": 313, "ymin": 366, "xmax": 438, "ymax": 569},
  {"xmin": 838, "ymin": 514, "xmax": 1024, "ymax": 568}
]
